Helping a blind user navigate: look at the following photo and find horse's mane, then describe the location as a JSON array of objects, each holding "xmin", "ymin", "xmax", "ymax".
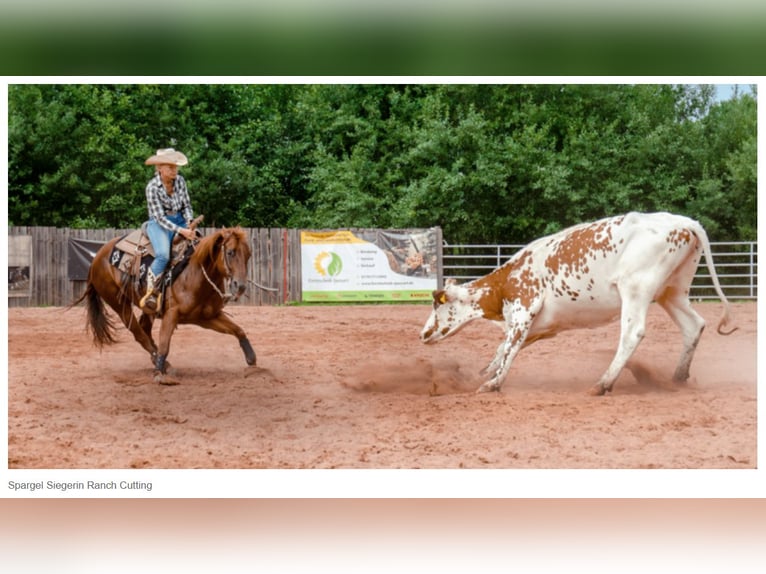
[{"xmin": 191, "ymin": 227, "xmax": 248, "ymax": 266}]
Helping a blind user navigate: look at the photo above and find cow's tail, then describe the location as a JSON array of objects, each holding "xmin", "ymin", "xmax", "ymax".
[{"xmin": 693, "ymin": 222, "xmax": 738, "ymax": 335}]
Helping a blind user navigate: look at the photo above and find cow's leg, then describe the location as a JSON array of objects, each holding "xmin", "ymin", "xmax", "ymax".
[
  {"xmin": 195, "ymin": 314, "xmax": 256, "ymax": 366},
  {"xmin": 591, "ymin": 293, "xmax": 651, "ymax": 396},
  {"xmin": 657, "ymin": 293, "xmax": 706, "ymax": 384},
  {"xmin": 477, "ymin": 299, "xmax": 538, "ymax": 393},
  {"xmin": 482, "ymin": 336, "xmax": 507, "ymax": 376},
  {"xmin": 477, "ymin": 328, "xmax": 526, "ymax": 393},
  {"xmin": 481, "ymin": 327, "xmax": 547, "ymax": 376},
  {"xmin": 480, "ymin": 321, "xmax": 509, "ymax": 375}
]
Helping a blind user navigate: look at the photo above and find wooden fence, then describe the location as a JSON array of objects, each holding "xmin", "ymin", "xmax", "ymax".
[
  {"xmin": 8, "ymin": 227, "xmax": 303, "ymax": 308},
  {"xmin": 7, "ymin": 227, "xmax": 758, "ymax": 307}
]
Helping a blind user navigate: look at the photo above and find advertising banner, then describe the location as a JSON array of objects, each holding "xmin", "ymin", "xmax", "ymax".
[{"xmin": 301, "ymin": 228, "xmax": 440, "ymax": 302}]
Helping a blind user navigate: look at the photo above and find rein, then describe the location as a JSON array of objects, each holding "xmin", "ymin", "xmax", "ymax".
[
  {"xmin": 198, "ymin": 235, "xmax": 234, "ymax": 303},
  {"xmin": 201, "ymin": 262, "xmax": 231, "ymax": 302}
]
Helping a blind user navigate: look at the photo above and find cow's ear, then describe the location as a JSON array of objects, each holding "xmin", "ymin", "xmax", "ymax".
[
  {"xmin": 445, "ymin": 278, "xmax": 457, "ymax": 287},
  {"xmin": 433, "ymin": 289, "xmax": 448, "ymax": 305}
]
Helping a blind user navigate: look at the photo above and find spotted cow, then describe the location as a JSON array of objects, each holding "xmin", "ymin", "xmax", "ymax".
[{"xmin": 421, "ymin": 212, "xmax": 736, "ymax": 395}]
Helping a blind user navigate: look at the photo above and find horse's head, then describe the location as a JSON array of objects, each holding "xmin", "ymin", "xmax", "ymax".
[
  {"xmin": 192, "ymin": 226, "xmax": 252, "ymax": 303},
  {"xmin": 216, "ymin": 227, "xmax": 252, "ymax": 301},
  {"xmin": 198, "ymin": 227, "xmax": 251, "ymax": 301}
]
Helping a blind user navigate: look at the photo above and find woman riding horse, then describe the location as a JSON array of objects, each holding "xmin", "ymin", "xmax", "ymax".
[
  {"xmin": 140, "ymin": 148, "xmax": 198, "ymax": 313},
  {"xmin": 70, "ymin": 147, "xmax": 257, "ymax": 383}
]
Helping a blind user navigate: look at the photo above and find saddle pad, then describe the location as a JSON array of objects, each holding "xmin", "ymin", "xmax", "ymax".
[
  {"xmin": 109, "ymin": 244, "xmax": 153, "ymax": 281},
  {"xmin": 110, "ymin": 230, "xmax": 195, "ymax": 283},
  {"xmin": 114, "ymin": 228, "xmax": 154, "ymax": 257}
]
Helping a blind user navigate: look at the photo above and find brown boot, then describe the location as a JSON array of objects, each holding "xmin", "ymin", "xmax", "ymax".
[{"xmin": 139, "ymin": 269, "xmax": 162, "ymax": 313}]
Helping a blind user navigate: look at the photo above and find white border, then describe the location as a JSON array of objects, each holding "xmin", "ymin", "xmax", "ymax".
[{"xmin": 3, "ymin": 76, "xmax": 763, "ymax": 499}]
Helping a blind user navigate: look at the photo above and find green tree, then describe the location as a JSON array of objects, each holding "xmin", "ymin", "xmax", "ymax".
[{"xmin": 8, "ymin": 83, "xmax": 756, "ymax": 244}]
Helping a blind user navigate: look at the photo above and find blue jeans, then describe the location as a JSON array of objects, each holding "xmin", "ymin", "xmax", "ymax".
[{"xmin": 146, "ymin": 213, "xmax": 186, "ymax": 276}]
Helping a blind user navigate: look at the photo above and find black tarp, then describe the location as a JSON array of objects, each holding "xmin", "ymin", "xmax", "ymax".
[{"xmin": 67, "ymin": 238, "xmax": 105, "ymax": 280}]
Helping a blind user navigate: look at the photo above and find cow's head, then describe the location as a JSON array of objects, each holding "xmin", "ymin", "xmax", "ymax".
[{"xmin": 420, "ymin": 281, "xmax": 487, "ymax": 344}]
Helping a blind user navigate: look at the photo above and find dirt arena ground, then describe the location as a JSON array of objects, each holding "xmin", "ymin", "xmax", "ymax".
[{"xmin": 7, "ymin": 301, "xmax": 757, "ymax": 469}]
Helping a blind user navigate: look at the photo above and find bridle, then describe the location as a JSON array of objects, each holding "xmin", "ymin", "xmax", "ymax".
[{"xmin": 200, "ymin": 236, "xmax": 235, "ymax": 303}]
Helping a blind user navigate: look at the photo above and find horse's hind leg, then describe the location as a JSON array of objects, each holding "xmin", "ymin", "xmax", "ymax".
[
  {"xmin": 139, "ymin": 312, "xmax": 154, "ymax": 341},
  {"xmin": 85, "ymin": 242, "xmax": 159, "ymax": 367},
  {"xmin": 138, "ymin": 311, "xmax": 166, "ymax": 368},
  {"xmin": 103, "ymin": 299, "xmax": 159, "ymax": 362},
  {"xmin": 136, "ymin": 311, "xmax": 176, "ymax": 373},
  {"xmin": 105, "ymin": 275, "xmax": 162, "ymax": 364}
]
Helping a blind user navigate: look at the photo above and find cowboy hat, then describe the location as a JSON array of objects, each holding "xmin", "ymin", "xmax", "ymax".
[{"xmin": 145, "ymin": 148, "xmax": 188, "ymax": 166}]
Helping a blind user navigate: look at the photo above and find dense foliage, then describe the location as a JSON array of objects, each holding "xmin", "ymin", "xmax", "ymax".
[{"xmin": 8, "ymin": 84, "xmax": 756, "ymax": 243}]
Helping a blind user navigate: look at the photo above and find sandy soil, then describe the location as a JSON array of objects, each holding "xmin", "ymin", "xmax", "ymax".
[{"xmin": 7, "ymin": 301, "xmax": 757, "ymax": 469}]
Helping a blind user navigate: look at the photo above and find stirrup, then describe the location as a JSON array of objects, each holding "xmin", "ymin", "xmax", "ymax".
[
  {"xmin": 139, "ymin": 270, "xmax": 162, "ymax": 313},
  {"xmin": 139, "ymin": 290, "xmax": 161, "ymax": 313}
]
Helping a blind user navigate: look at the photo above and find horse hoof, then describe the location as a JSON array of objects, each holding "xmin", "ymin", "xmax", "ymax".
[
  {"xmin": 153, "ymin": 371, "xmax": 178, "ymax": 385},
  {"xmin": 150, "ymin": 363, "xmax": 174, "ymax": 375},
  {"xmin": 150, "ymin": 355, "xmax": 172, "ymax": 369},
  {"xmin": 155, "ymin": 375, "xmax": 179, "ymax": 386},
  {"xmin": 240, "ymin": 341, "xmax": 256, "ymax": 366}
]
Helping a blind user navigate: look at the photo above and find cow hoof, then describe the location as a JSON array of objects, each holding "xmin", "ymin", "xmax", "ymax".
[
  {"xmin": 477, "ymin": 382, "xmax": 500, "ymax": 393},
  {"xmin": 589, "ymin": 384, "xmax": 607, "ymax": 396}
]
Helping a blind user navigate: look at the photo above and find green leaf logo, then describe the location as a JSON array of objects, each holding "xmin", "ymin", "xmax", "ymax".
[
  {"xmin": 313, "ymin": 251, "xmax": 343, "ymax": 277},
  {"xmin": 327, "ymin": 252, "xmax": 343, "ymax": 276}
]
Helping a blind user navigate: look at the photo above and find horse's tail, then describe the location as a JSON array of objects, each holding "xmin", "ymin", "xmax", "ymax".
[{"xmin": 69, "ymin": 282, "xmax": 118, "ymax": 348}]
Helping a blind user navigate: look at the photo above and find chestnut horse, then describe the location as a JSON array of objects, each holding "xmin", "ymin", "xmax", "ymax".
[{"xmin": 71, "ymin": 226, "xmax": 256, "ymax": 383}]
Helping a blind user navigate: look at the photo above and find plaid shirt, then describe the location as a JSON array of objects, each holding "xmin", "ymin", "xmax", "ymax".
[{"xmin": 145, "ymin": 173, "xmax": 194, "ymax": 233}]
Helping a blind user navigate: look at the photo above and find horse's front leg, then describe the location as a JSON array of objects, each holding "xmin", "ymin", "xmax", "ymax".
[
  {"xmin": 197, "ymin": 314, "xmax": 256, "ymax": 366},
  {"xmin": 153, "ymin": 309, "xmax": 180, "ymax": 384}
]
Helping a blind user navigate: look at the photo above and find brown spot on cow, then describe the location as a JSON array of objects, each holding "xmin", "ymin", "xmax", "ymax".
[
  {"xmin": 473, "ymin": 249, "xmax": 540, "ymax": 316},
  {"xmin": 544, "ymin": 218, "xmax": 623, "ymax": 277},
  {"xmin": 666, "ymin": 228, "xmax": 694, "ymax": 248}
]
